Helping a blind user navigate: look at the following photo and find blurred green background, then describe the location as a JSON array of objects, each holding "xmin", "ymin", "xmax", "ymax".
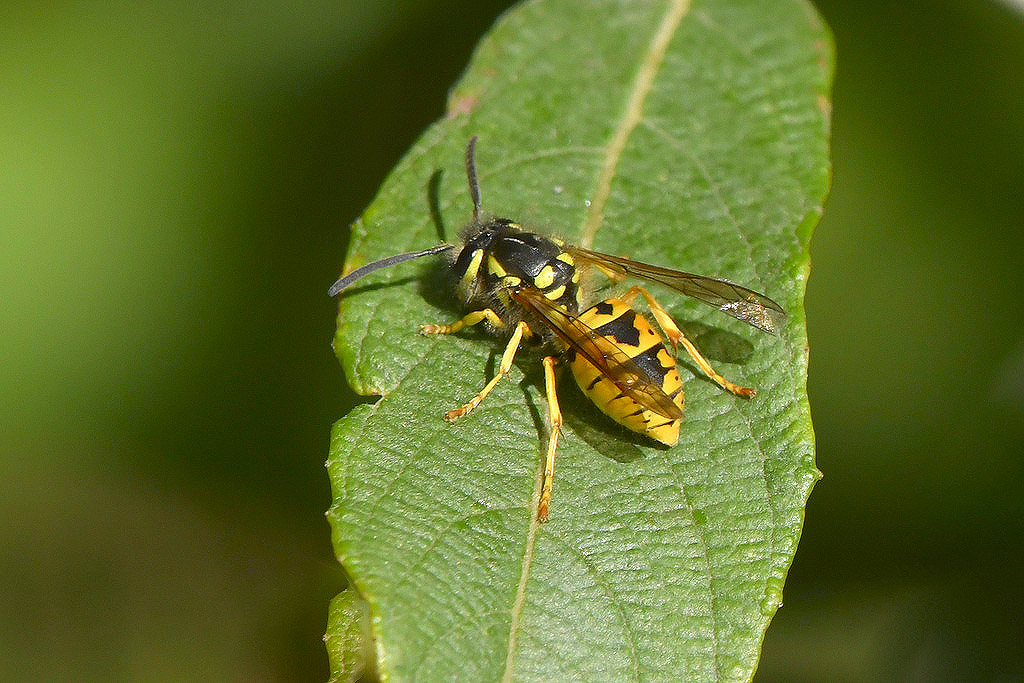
[{"xmin": 1, "ymin": 1, "xmax": 1021, "ymax": 681}]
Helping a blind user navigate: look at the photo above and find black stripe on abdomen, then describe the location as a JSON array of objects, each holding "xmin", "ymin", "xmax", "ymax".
[
  {"xmin": 629, "ymin": 344, "xmax": 671, "ymax": 384},
  {"xmin": 592, "ymin": 308, "xmax": 641, "ymax": 347}
]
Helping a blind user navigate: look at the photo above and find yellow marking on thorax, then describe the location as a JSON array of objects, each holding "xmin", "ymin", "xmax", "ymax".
[
  {"xmin": 487, "ymin": 254, "xmax": 507, "ymax": 277},
  {"xmin": 534, "ymin": 265, "xmax": 556, "ymax": 289}
]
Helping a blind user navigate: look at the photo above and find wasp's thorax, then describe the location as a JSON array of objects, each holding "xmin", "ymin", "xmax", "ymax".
[{"xmin": 453, "ymin": 218, "xmax": 582, "ymax": 314}]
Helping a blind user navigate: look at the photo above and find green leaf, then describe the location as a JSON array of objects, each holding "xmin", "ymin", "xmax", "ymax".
[
  {"xmin": 325, "ymin": 590, "xmax": 373, "ymax": 683},
  {"xmin": 327, "ymin": 0, "xmax": 832, "ymax": 680}
]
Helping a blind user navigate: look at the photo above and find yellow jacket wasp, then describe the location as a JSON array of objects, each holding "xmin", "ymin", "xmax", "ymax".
[{"xmin": 330, "ymin": 138, "xmax": 784, "ymax": 521}]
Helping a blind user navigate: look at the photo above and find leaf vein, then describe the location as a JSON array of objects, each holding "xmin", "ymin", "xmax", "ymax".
[
  {"xmin": 546, "ymin": 530, "xmax": 643, "ymax": 681},
  {"xmin": 579, "ymin": 0, "xmax": 692, "ymax": 249}
]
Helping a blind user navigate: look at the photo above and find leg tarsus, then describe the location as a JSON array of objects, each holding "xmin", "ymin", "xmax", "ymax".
[{"xmin": 421, "ymin": 308, "xmax": 504, "ymax": 335}]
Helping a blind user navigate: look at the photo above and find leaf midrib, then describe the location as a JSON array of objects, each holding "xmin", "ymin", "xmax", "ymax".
[{"xmin": 500, "ymin": 1, "xmax": 694, "ymax": 680}]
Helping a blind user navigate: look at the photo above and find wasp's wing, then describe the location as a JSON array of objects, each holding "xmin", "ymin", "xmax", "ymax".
[
  {"xmin": 512, "ymin": 287, "xmax": 683, "ymax": 420},
  {"xmin": 568, "ymin": 247, "xmax": 785, "ymax": 334}
]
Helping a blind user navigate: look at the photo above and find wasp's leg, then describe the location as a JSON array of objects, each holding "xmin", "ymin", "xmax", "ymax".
[
  {"xmin": 619, "ymin": 285, "xmax": 684, "ymax": 349},
  {"xmin": 420, "ymin": 308, "xmax": 505, "ymax": 335},
  {"xmin": 444, "ymin": 320, "xmax": 529, "ymax": 422},
  {"xmin": 538, "ymin": 355, "xmax": 562, "ymax": 522},
  {"xmin": 622, "ymin": 285, "xmax": 756, "ymax": 398},
  {"xmin": 592, "ymin": 261, "xmax": 627, "ymax": 284},
  {"xmin": 677, "ymin": 334, "xmax": 756, "ymax": 397}
]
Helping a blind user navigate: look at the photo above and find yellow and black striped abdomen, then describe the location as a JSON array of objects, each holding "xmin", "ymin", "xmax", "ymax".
[{"xmin": 568, "ymin": 299, "xmax": 684, "ymax": 445}]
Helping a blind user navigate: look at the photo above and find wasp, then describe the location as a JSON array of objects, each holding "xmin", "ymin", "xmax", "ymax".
[{"xmin": 330, "ymin": 137, "xmax": 784, "ymax": 521}]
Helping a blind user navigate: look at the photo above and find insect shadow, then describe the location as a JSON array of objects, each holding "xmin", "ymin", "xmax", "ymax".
[
  {"xmin": 417, "ymin": 167, "xmax": 466, "ymax": 317},
  {"xmin": 428, "ymin": 168, "xmax": 446, "ymax": 243},
  {"xmin": 512, "ymin": 363, "xmax": 649, "ymax": 466},
  {"xmin": 557, "ymin": 381, "xmax": 653, "ymax": 464},
  {"xmin": 674, "ymin": 319, "xmax": 756, "ymax": 381},
  {"xmin": 336, "ymin": 275, "xmax": 421, "ymax": 299}
]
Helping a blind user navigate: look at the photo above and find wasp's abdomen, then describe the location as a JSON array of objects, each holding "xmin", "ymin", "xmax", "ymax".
[{"xmin": 568, "ymin": 299, "xmax": 684, "ymax": 445}]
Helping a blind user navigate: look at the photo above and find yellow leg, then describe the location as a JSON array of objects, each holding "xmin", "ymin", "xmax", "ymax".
[
  {"xmin": 420, "ymin": 308, "xmax": 505, "ymax": 335},
  {"xmin": 444, "ymin": 321, "xmax": 529, "ymax": 422},
  {"xmin": 677, "ymin": 335, "xmax": 756, "ymax": 397},
  {"xmin": 538, "ymin": 355, "xmax": 562, "ymax": 522},
  {"xmin": 621, "ymin": 285, "xmax": 756, "ymax": 398}
]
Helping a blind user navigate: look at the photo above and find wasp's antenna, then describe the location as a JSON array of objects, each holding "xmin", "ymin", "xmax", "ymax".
[
  {"xmin": 465, "ymin": 136, "xmax": 482, "ymax": 222},
  {"xmin": 328, "ymin": 244, "xmax": 453, "ymax": 296}
]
